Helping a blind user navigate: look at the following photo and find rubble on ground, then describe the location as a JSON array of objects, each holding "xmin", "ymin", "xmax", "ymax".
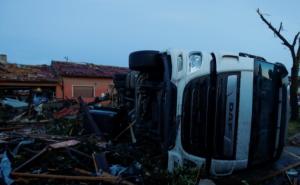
[{"xmin": 0, "ymin": 97, "xmax": 200, "ymax": 185}]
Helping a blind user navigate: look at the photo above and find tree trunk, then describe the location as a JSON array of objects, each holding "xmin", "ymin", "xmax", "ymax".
[
  {"xmin": 256, "ymin": 9, "xmax": 300, "ymax": 121},
  {"xmin": 290, "ymin": 57, "xmax": 299, "ymax": 120}
]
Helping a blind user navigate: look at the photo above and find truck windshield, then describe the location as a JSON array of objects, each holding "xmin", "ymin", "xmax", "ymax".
[{"xmin": 249, "ymin": 60, "xmax": 283, "ymax": 165}]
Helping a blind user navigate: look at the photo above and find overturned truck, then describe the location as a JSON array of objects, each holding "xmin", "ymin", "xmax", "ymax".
[{"xmin": 112, "ymin": 49, "xmax": 289, "ymax": 176}]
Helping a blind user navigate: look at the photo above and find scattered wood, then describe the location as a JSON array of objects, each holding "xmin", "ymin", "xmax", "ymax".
[
  {"xmin": 284, "ymin": 171, "xmax": 293, "ymax": 185},
  {"xmin": 0, "ymin": 126, "xmax": 24, "ymax": 131},
  {"xmin": 11, "ymin": 172, "xmax": 135, "ymax": 185},
  {"xmin": 74, "ymin": 168, "xmax": 93, "ymax": 176},
  {"xmin": 114, "ymin": 122, "xmax": 134, "ymax": 141},
  {"xmin": 13, "ymin": 147, "xmax": 48, "ymax": 172},
  {"xmin": 49, "ymin": 140, "xmax": 80, "ymax": 149},
  {"xmin": 92, "ymin": 152, "xmax": 99, "ymax": 174},
  {"xmin": 68, "ymin": 147, "xmax": 93, "ymax": 159}
]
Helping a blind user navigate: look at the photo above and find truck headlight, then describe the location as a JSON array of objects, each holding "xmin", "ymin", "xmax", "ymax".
[{"xmin": 189, "ymin": 52, "xmax": 202, "ymax": 72}]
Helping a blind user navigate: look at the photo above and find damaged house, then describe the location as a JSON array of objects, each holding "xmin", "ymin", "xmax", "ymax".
[
  {"xmin": 0, "ymin": 54, "xmax": 58, "ymax": 101},
  {"xmin": 52, "ymin": 61, "xmax": 128, "ymax": 102},
  {"xmin": 0, "ymin": 54, "xmax": 128, "ymax": 103}
]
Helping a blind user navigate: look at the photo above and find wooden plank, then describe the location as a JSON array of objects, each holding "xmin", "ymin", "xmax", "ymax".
[
  {"xmin": 13, "ymin": 147, "xmax": 48, "ymax": 172},
  {"xmin": 11, "ymin": 172, "xmax": 135, "ymax": 185},
  {"xmin": 49, "ymin": 140, "xmax": 80, "ymax": 149}
]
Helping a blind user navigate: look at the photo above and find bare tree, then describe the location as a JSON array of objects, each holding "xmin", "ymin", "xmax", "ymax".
[{"xmin": 257, "ymin": 9, "xmax": 300, "ymax": 120}]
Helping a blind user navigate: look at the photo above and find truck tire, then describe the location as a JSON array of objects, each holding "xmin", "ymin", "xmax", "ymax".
[{"xmin": 129, "ymin": 50, "xmax": 163, "ymax": 72}]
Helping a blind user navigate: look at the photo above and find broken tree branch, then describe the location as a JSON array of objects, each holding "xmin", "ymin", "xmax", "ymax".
[
  {"xmin": 257, "ymin": 9, "xmax": 293, "ymax": 50},
  {"xmin": 297, "ymin": 38, "xmax": 300, "ymax": 57},
  {"xmin": 278, "ymin": 22, "xmax": 283, "ymax": 33},
  {"xmin": 292, "ymin": 32, "xmax": 300, "ymax": 48}
]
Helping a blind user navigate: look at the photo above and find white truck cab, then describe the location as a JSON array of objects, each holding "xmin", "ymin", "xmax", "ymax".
[{"xmin": 113, "ymin": 49, "xmax": 289, "ymax": 176}]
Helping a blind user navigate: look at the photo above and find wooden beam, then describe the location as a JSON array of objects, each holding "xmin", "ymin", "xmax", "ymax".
[
  {"xmin": 11, "ymin": 172, "xmax": 135, "ymax": 185},
  {"xmin": 13, "ymin": 147, "xmax": 48, "ymax": 172}
]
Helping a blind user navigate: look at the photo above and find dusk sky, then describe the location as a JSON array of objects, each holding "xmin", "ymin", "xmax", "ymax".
[{"xmin": 0, "ymin": 0, "xmax": 299, "ymax": 70}]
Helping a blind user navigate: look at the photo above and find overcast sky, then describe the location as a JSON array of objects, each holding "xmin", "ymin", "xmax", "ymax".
[{"xmin": 0, "ymin": 0, "xmax": 299, "ymax": 70}]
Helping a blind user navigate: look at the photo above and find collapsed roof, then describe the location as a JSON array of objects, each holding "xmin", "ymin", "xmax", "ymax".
[
  {"xmin": 0, "ymin": 63, "xmax": 58, "ymax": 83},
  {"xmin": 52, "ymin": 61, "xmax": 129, "ymax": 78},
  {"xmin": 0, "ymin": 61, "xmax": 129, "ymax": 83}
]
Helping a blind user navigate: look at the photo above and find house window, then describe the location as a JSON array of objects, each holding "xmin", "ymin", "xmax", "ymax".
[{"xmin": 73, "ymin": 86, "xmax": 94, "ymax": 98}]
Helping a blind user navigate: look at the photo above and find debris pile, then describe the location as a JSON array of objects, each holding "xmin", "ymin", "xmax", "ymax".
[
  {"xmin": 0, "ymin": 96, "xmax": 199, "ymax": 185},
  {"xmin": 0, "ymin": 133, "xmax": 139, "ymax": 185},
  {"xmin": 0, "ymin": 97, "xmax": 78, "ymax": 124}
]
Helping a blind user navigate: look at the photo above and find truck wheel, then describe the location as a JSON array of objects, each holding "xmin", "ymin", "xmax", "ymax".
[{"xmin": 129, "ymin": 50, "xmax": 163, "ymax": 72}]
